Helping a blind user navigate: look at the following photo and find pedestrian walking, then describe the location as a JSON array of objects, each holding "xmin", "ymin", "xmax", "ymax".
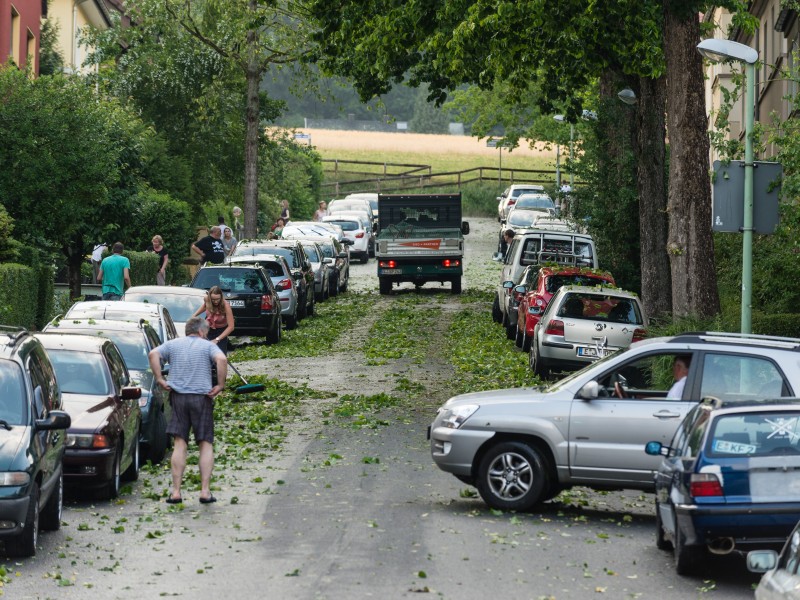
[
  {"xmin": 192, "ymin": 285, "xmax": 235, "ymax": 354},
  {"xmin": 148, "ymin": 316, "xmax": 227, "ymax": 505},
  {"xmin": 191, "ymin": 226, "xmax": 226, "ymax": 265},
  {"xmin": 98, "ymin": 242, "xmax": 131, "ymax": 300},
  {"xmin": 147, "ymin": 235, "xmax": 169, "ymax": 286}
]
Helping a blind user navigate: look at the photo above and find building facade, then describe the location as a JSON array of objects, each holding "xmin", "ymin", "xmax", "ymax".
[
  {"xmin": 47, "ymin": 0, "xmax": 110, "ymax": 74},
  {"xmin": 0, "ymin": 0, "xmax": 43, "ymax": 74}
]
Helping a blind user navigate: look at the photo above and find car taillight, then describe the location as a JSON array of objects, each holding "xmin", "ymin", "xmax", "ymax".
[
  {"xmin": 442, "ymin": 259, "xmax": 460, "ymax": 267},
  {"xmin": 690, "ymin": 473, "xmax": 724, "ymax": 497},
  {"xmin": 379, "ymin": 260, "xmax": 396, "ymax": 268},
  {"xmin": 632, "ymin": 328, "xmax": 647, "ymax": 343},
  {"xmin": 355, "ymin": 232, "xmax": 365, "ymax": 238},
  {"xmin": 275, "ymin": 278, "xmax": 292, "ymax": 291},
  {"xmin": 544, "ymin": 319, "xmax": 564, "ymax": 336},
  {"xmin": 508, "ymin": 199, "xmax": 516, "ymax": 206},
  {"xmin": 261, "ymin": 295, "xmax": 274, "ymax": 311}
]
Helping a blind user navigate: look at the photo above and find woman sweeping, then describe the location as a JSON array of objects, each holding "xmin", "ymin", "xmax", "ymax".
[{"xmin": 192, "ymin": 285, "xmax": 235, "ymax": 354}]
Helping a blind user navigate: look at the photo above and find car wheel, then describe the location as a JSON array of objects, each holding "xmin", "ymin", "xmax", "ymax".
[
  {"xmin": 6, "ymin": 483, "xmax": 39, "ymax": 557},
  {"xmin": 266, "ymin": 315, "xmax": 282, "ymax": 344},
  {"xmin": 492, "ymin": 294, "xmax": 503, "ymax": 323},
  {"xmin": 105, "ymin": 445, "xmax": 122, "ymax": 500},
  {"xmin": 674, "ymin": 521, "xmax": 701, "ymax": 575},
  {"xmin": 123, "ymin": 431, "xmax": 140, "ymax": 482},
  {"xmin": 530, "ymin": 339, "xmax": 550, "ymax": 379},
  {"xmin": 379, "ymin": 278, "xmax": 392, "ymax": 295},
  {"xmin": 504, "ymin": 316, "xmax": 516, "ymax": 340},
  {"xmin": 148, "ymin": 409, "xmax": 168, "ymax": 464},
  {"xmin": 655, "ymin": 502, "xmax": 672, "ymax": 551},
  {"xmin": 361, "ymin": 252, "xmax": 369, "ymax": 264},
  {"xmin": 451, "ymin": 277, "xmax": 462, "ymax": 295},
  {"xmin": 476, "ymin": 441, "xmax": 549, "ymax": 511},
  {"xmin": 330, "ymin": 274, "xmax": 339, "ymax": 297},
  {"xmin": 284, "ymin": 311, "xmax": 298, "ymax": 330},
  {"xmin": 40, "ymin": 472, "xmax": 62, "ymax": 531}
]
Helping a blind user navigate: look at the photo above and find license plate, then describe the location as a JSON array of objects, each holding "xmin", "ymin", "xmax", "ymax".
[
  {"xmin": 229, "ymin": 300, "xmax": 245, "ymax": 307},
  {"xmin": 751, "ymin": 468, "xmax": 800, "ymax": 501},
  {"xmin": 577, "ymin": 347, "xmax": 597, "ymax": 357},
  {"xmin": 381, "ymin": 269, "xmax": 402, "ymax": 275}
]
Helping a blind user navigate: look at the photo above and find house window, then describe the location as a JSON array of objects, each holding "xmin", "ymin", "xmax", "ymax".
[
  {"xmin": 10, "ymin": 6, "xmax": 20, "ymax": 64},
  {"xmin": 26, "ymin": 29, "xmax": 34, "ymax": 71}
]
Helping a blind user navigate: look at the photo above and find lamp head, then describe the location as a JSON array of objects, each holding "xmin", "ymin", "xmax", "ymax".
[
  {"xmin": 697, "ymin": 38, "xmax": 758, "ymax": 65},
  {"xmin": 617, "ymin": 88, "xmax": 637, "ymax": 105}
]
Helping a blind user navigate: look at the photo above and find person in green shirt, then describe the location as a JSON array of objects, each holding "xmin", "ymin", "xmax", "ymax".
[{"xmin": 98, "ymin": 242, "xmax": 131, "ymax": 300}]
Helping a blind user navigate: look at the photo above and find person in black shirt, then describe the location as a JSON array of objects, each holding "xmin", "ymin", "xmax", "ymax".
[
  {"xmin": 191, "ymin": 227, "xmax": 226, "ymax": 265},
  {"xmin": 147, "ymin": 235, "xmax": 169, "ymax": 285}
]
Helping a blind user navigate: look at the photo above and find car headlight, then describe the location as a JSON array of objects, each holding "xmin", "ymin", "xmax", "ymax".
[
  {"xmin": 439, "ymin": 404, "xmax": 479, "ymax": 429},
  {"xmin": 0, "ymin": 472, "xmax": 30, "ymax": 486},
  {"xmin": 67, "ymin": 434, "xmax": 111, "ymax": 449}
]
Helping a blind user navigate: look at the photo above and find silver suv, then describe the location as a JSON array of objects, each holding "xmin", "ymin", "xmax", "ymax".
[{"xmin": 429, "ymin": 332, "xmax": 800, "ymax": 511}]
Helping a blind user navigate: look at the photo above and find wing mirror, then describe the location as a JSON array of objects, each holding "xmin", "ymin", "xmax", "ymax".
[
  {"xmin": 121, "ymin": 387, "xmax": 142, "ymax": 401},
  {"xmin": 747, "ymin": 550, "xmax": 778, "ymax": 574},
  {"xmin": 461, "ymin": 221, "xmax": 470, "ymax": 235},
  {"xmin": 578, "ymin": 380, "xmax": 600, "ymax": 400},
  {"xmin": 644, "ymin": 441, "xmax": 670, "ymax": 456},
  {"xmin": 323, "ymin": 257, "xmax": 334, "ymax": 265},
  {"xmin": 35, "ymin": 410, "xmax": 71, "ymax": 431}
]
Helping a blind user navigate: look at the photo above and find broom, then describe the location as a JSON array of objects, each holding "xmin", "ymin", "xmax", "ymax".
[{"xmin": 226, "ymin": 360, "xmax": 266, "ymax": 394}]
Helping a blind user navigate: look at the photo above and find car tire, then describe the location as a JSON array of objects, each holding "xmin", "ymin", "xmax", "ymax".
[
  {"xmin": 504, "ymin": 315, "xmax": 516, "ymax": 340},
  {"xmin": 40, "ymin": 472, "xmax": 62, "ymax": 531},
  {"xmin": 284, "ymin": 312, "xmax": 298, "ymax": 330},
  {"xmin": 105, "ymin": 445, "xmax": 122, "ymax": 500},
  {"xmin": 123, "ymin": 431, "xmax": 140, "ymax": 482},
  {"xmin": 674, "ymin": 522, "xmax": 702, "ymax": 575},
  {"xmin": 330, "ymin": 273, "xmax": 339, "ymax": 297},
  {"xmin": 492, "ymin": 294, "xmax": 503, "ymax": 323},
  {"xmin": 148, "ymin": 409, "xmax": 168, "ymax": 464},
  {"xmin": 476, "ymin": 441, "xmax": 549, "ymax": 511},
  {"xmin": 451, "ymin": 278, "xmax": 462, "ymax": 295},
  {"xmin": 6, "ymin": 483, "xmax": 39, "ymax": 558},
  {"xmin": 530, "ymin": 339, "xmax": 550, "ymax": 379},
  {"xmin": 379, "ymin": 278, "xmax": 392, "ymax": 295},
  {"xmin": 655, "ymin": 503, "xmax": 672, "ymax": 551},
  {"xmin": 266, "ymin": 315, "xmax": 282, "ymax": 344},
  {"xmin": 361, "ymin": 252, "xmax": 369, "ymax": 264}
]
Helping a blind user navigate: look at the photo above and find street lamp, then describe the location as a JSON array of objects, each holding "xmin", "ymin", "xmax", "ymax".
[
  {"xmin": 697, "ymin": 38, "xmax": 758, "ymax": 334},
  {"xmin": 617, "ymin": 88, "xmax": 638, "ymax": 105}
]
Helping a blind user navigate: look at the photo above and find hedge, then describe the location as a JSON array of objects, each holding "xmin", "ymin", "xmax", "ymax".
[
  {"xmin": 0, "ymin": 264, "xmax": 38, "ymax": 329},
  {"xmin": 752, "ymin": 313, "xmax": 800, "ymax": 338}
]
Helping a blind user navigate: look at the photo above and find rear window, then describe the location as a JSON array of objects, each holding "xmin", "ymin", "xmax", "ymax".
[
  {"xmin": 194, "ymin": 268, "xmax": 267, "ymax": 293},
  {"xmin": 708, "ymin": 411, "xmax": 800, "ymax": 457},
  {"xmin": 236, "ymin": 246, "xmax": 295, "ymax": 268},
  {"xmin": 258, "ymin": 261, "xmax": 285, "ymax": 278},
  {"xmin": 327, "ymin": 220, "xmax": 358, "ymax": 231},
  {"xmin": 124, "ymin": 293, "xmax": 199, "ymax": 322},
  {"xmin": 546, "ymin": 274, "xmax": 611, "ymax": 294},
  {"xmin": 0, "ymin": 360, "xmax": 27, "ymax": 425},
  {"xmin": 557, "ymin": 293, "xmax": 643, "ymax": 325},
  {"xmin": 516, "ymin": 197, "xmax": 554, "ymax": 209},
  {"xmin": 511, "ymin": 188, "xmax": 543, "ymax": 198}
]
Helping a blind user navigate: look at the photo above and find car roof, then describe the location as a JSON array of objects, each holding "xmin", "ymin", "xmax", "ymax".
[
  {"xmin": 555, "ymin": 285, "xmax": 635, "ymax": 299},
  {"xmin": 540, "ymin": 265, "xmax": 613, "ymax": 277},
  {"xmin": 45, "ymin": 318, "xmax": 152, "ymax": 333},
  {"xmin": 66, "ymin": 300, "xmax": 164, "ymax": 317},
  {"xmin": 34, "ymin": 331, "xmax": 109, "ymax": 352},
  {"xmin": 515, "ymin": 230, "xmax": 593, "ymax": 241},
  {"xmin": 700, "ymin": 396, "xmax": 800, "ymax": 414},
  {"xmin": 125, "ymin": 286, "xmax": 207, "ymax": 297}
]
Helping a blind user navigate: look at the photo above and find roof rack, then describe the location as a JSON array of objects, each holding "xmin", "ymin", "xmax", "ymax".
[
  {"xmin": 672, "ymin": 331, "xmax": 800, "ymax": 350},
  {"xmin": 0, "ymin": 325, "xmax": 28, "ymax": 347}
]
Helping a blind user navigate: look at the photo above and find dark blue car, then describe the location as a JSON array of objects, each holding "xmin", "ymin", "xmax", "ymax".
[{"xmin": 646, "ymin": 397, "xmax": 800, "ymax": 575}]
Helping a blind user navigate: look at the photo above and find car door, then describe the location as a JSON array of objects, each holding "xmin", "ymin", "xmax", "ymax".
[
  {"xmin": 105, "ymin": 344, "xmax": 138, "ymax": 457},
  {"xmin": 567, "ymin": 351, "xmax": 699, "ymax": 486},
  {"xmin": 28, "ymin": 349, "xmax": 61, "ymax": 496}
]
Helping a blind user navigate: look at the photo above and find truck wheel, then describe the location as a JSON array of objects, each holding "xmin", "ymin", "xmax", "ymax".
[
  {"xmin": 451, "ymin": 278, "xmax": 462, "ymax": 295},
  {"xmin": 492, "ymin": 294, "xmax": 503, "ymax": 323},
  {"xmin": 379, "ymin": 278, "xmax": 392, "ymax": 295}
]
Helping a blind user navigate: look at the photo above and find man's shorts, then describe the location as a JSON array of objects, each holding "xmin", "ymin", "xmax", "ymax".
[{"xmin": 167, "ymin": 392, "xmax": 214, "ymax": 444}]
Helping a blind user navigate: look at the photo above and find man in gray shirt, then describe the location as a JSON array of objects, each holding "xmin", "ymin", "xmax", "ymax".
[{"xmin": 148, "ymin": 317, "xmax": 227, "ymax": 504}]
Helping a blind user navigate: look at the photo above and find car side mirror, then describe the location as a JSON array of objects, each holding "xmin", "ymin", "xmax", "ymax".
[
  {"xmin": 578, "ymin": 380, "xmax": 600, "ymax": 400},
  {"xmin": 747, "ymin": 549, "xmax": 778, "ymax": 574},
  {"xmin": 645, "ymin": 441, "xmax": 670, "ymax": 456},
  {"xmin": 514, "ymin": 285, "xmax": 526, "ymax": 294},
  {"xmin": 338, "ymin": 252, "xmax": 348, "ymax": 258},
  {"xmin": 35, "ymin": 410, "xmax": 71, "ymax": 431},
  {"xmin": 323, "ymin": 257, "xmax": 334, "ymax": 265},
  {"xmin": 121, "ymin": 387, "xmax": 142, "ymax": 401},
  {"xmin": 502, "ymin": 281, "xmax": 514, "ymax": 289},
  {"xmin": 461, "ymin": 221, "xmax": 470, "ymax": 235}
]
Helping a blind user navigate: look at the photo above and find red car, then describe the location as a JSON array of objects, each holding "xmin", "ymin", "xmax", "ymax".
[{"xmin": 515, "ymin": 266, "xmax": 615, "ymax": 351}]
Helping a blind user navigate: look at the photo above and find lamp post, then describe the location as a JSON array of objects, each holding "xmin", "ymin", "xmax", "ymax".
[{"xmin": 697, "ymin": 38, "xmax": 758, "ymax": 334}]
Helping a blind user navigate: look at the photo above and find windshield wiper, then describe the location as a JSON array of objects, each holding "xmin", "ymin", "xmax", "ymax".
[{"xmin": 0, "ymin": 420, "xmax": 12, "ymax": 430}]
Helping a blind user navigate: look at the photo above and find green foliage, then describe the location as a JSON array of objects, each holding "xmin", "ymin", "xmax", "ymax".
[
  {"xmin": 0, "ymin": 264, "xmax": 38, "ymax": 329},
  {"xmin": 0, "ymin": 204, "xmax": 21, "ymax": 263},
  {"xmin": 35, "ymin": 263, "xmax": 55, "ymax": 330},
  {"xmin": 409, "ymin": 87, "xmax": 451, "ymax": 134},
  {"xmin": 124, "ymin": 251, "xmax": 160, "ymax": 287},
  {"xmin": 38, "ymin": 17, "xmax": 64, "ymax": 77},
  {"xmin": 460, "ymin": 182, "xmax": 504, "ymax": 218},
  {"xmin": 125, "ymin": 189, "xmax": 195, "ymax": 260},
  {"xmin": 753, "ymin": 314, "xmax": 800, "ymax": 338}
]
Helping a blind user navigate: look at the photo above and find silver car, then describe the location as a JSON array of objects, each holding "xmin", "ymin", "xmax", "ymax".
[
  {"xmin": 530, "ymin": 285, "xmax": 647, "ymax": 378},
  {"xmin": 429, "ymin": 332, "xmax": 800, "ymax": 511},
  {"xmin": 228, "ymin": 255, "xmax": 299, "ymax": 329}
]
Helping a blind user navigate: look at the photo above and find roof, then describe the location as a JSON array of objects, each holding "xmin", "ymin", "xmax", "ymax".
[
  {"xmin": 556, "ymin": 285, "xmax": 633, "ymax": 298},
  {"xmin": 703, "ymin": 397, "xmax": 800, "ymax": 413},
  {"xmin": 66, "ymin": 301, "xmax": 163, "ymax": 318},
  {"xmin": 45, "ymin": 318, "xmax": 150, "ymax": 333},
  {"xmin": 34, "ymin": 332, "xmax": 109, "ymax": 352},
  {"xmin": 668, "ymin": 331, "xmax": 800, "ymax": 351},
  {"xmin": 124, "ymin": 286, "xmax": 207, "ymax": 297}
]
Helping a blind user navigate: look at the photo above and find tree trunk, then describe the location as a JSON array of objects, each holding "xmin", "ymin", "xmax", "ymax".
[
  {"xmin": 243, "ymin": 10, "xmax": 260, "ymax": 240},
  {"xmin": 65, "ymin": 239, "xmax": 84, "ymax": 300},
  {"xmin": 636, "ymin": 74, "xmax": 672, "ymax": 319},
  {"xmin": 663, "ymin": 6, "xmax": 720, "ymax": 319}
]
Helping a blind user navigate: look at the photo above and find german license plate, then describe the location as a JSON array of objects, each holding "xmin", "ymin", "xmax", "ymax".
[
  {"xmin": 381, "ymin": 269, "xmax": 402, "ymax": 275},
  {"xmin": 229, "ymin": 300, "xmax": 245, "ymax": 307},
  {"xmin": 577, "ymin": 347, "xmax": 597, "ymax": 357},
  {"xmin": 751, "ymin": 468, "xmax": 800, "ymax": 501}
]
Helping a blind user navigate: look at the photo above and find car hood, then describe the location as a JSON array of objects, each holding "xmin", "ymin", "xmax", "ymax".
[
  {"xmin": 0, "ymin": 428, "xmax": 28, "ymax": 470},
  {"xmin": 63, "ymin": 393, "xmax": 114, "ymax": 432},
  {"xmin": 442, "ymin": 386, "xmax": 548, "ymax": 408}
]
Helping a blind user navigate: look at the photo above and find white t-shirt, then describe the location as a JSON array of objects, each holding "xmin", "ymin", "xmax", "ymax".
[
  {"xmin": 91, "ymin": 244, "xmax": 107, "ymax": 262},
  {"xmin": 667, "ymin": 375, "xmax": 687, "ymax": 400}
]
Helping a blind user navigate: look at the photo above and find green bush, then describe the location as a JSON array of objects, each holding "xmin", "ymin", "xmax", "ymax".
[
  {"xmin": 125, "ymin": 250, "xmax": 160, "ymax": 287},
  {"xmin": 124, "ymin": 188, "xmax": 195, "ymax": 261},
  {"xmin": 460, "ymin": 182, "xmax": 503, "ymax": 218},
  {"xmin": 752, "ymin": 313, "xmax": 800, "ymax": 338},
  {"xmin": 0, "ymin": 264, "xmax": 38, "ymax": 329},
  {"xmin": 35, "ymin": 263, "xmax": 55, "ymax": 330}
]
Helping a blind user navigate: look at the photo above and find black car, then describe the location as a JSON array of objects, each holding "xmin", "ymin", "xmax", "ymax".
[
  {"xmin": 190, "ymin": 264, "xmax": 283, "ymax": 344},
  {"xmin": 232, "ymin": 240, "xmax": 315, "ymax": 318},
  {"xmin": 42, "ymin": 318, "xmax": 171, "ymax": 464},
  {"xmin": 0, "ymin": 327, "xmax": 70, "ymax": 558}
]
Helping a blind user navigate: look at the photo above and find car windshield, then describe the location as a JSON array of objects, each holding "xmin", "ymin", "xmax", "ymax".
[
  {"xmin": 708, "ymin": 411, "xmax": 800, "ymax": 457},
  {"xmin": 123, "ymin": 293, "xmax": 199, "ymax": 322},
  {"xmin": 304, "ymin": 246, "xmax": 320, "ymax": 262},
  {"xmin": 236, "ymin": 246, "xmax": 296, "ymax": 268},
  {"xmin": 64, "ymin": 330, "xmax": 150, "ymax": 371},
  {"xmin": 557, "ymin": 293, "xmax": 643, "ymax": 325},
  {"xmin": 0, "ymin": 360, "xmax": 28, "ymax": 425},
  {"xmin": 49, "ymin": 350, "xmax": 110, "ymax": 395},
  {"xmin": 326, "ymin": 220, "xmax": 358, "ymax": 231},
  {"xmin": 516, "ymin": 196, "xmax": 555, "ymax": 209}
]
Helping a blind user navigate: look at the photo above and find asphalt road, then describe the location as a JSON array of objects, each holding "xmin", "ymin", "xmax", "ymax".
[{"xmin": 9, "ymin": 217, "xmax": 758, "ymax": 599}]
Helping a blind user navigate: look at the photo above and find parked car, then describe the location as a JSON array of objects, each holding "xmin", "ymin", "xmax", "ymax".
[
  {"xmin": 646, "ymin": 397, "xmax": 800, "ymax": 575},
  {"xmin": 513, "ymin": 193, "xmax": 556, "ymax": 213},
  {"xmin": 42, "ymin": 318, "xmax": 171, "ymax": 463},
  {"xmin": 344, "ymin": 192, "xmax": 379, "ymax": 223},
  {"xmin": 496, "ymin": 184, "xmax": 547, "ymax": 222},
  {"xmin": 429, "ymin": 331, "xmax": 800, "ymax": 512},
  {"xmin": 0, "ymin": 327, "xmax": 70, "ymax": 557},
  {"xmin": 228, "ymin": 254, "xmax": 299, "ymax": 329},
  {"xmin": 748, "ymin": 519, "xmax": 800, "ymax": 599},
  {"xmin": 63, "ymin": 300, "xmax": 178, "ymax": 344},
  {"xmin": 190, "ymin": 264, "xmax": 282, "ymax": 344},
  {"xmin": 498, "ymin": 264, "xmax": 540, "ymax": 341},
  {"xmin": 515, "ymin": 266, "xmax": 617, "ymax": 351},
  {"xmin": 493, "ymin": 230, "xmax": 598, "ymax": 326},
  {"xmin": 122, "ymin": 286, "xmax": 208, "ymax": 335},
  {"xmin": 35, "ymin": 332, "xmax": 141, "ymax": 500},
  {"xmin": 233, "ymin": 240, "xmax": 315, "ymax": 319},
  {"xmin": 323, "ymin": 215, "xmax": 370, "ymax": 263},
  {"xmin": 282, "ymin": 235, "xmax": 347, "ymax": 297},
  {"xmin": 330, "ymin": 210, "xmax": 374, "ymax": 258},
  {"xmin": 530, "ymin": 285, "xmax": 647, "ymax": 378}
]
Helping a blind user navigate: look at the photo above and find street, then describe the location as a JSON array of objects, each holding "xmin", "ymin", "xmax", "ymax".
[{"xmin": 9, "ymin": 218, "xmax": 757, "ymax": 600}]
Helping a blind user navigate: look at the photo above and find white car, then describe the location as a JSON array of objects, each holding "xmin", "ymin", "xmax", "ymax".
[
  {"xmin": 123, "ymin": 286, "xmax": 208, "ymax": 336},
  {"xmin": 344, "ymin": 192, "xmax": 378, "ymax": 223},
  {"xmin": 497, "ymin": 184, "xmax": 547, "ymax": 222},
  {"xmin": 323, "ymin": 215, "xmax": 369, "ymax": 263}
]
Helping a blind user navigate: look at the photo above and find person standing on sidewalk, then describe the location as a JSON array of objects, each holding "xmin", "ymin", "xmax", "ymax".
[
  {"xmin": 148, "ymin": 316, "xmax": 227, "ymax": 505},
  {"xmin": 91, "ymin": 243, "xmax": 107, "ymax": 284},
  {"xmin": 147, "ymin": 235, "xmax": 169, "ymax": 286},
  {"xmin": 191, "ymin": 226, "xmax": 225, "ymax": 265},
  {"xmin": 98, "ymin": 242, "xmax": 131, "ymax": 300}
]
